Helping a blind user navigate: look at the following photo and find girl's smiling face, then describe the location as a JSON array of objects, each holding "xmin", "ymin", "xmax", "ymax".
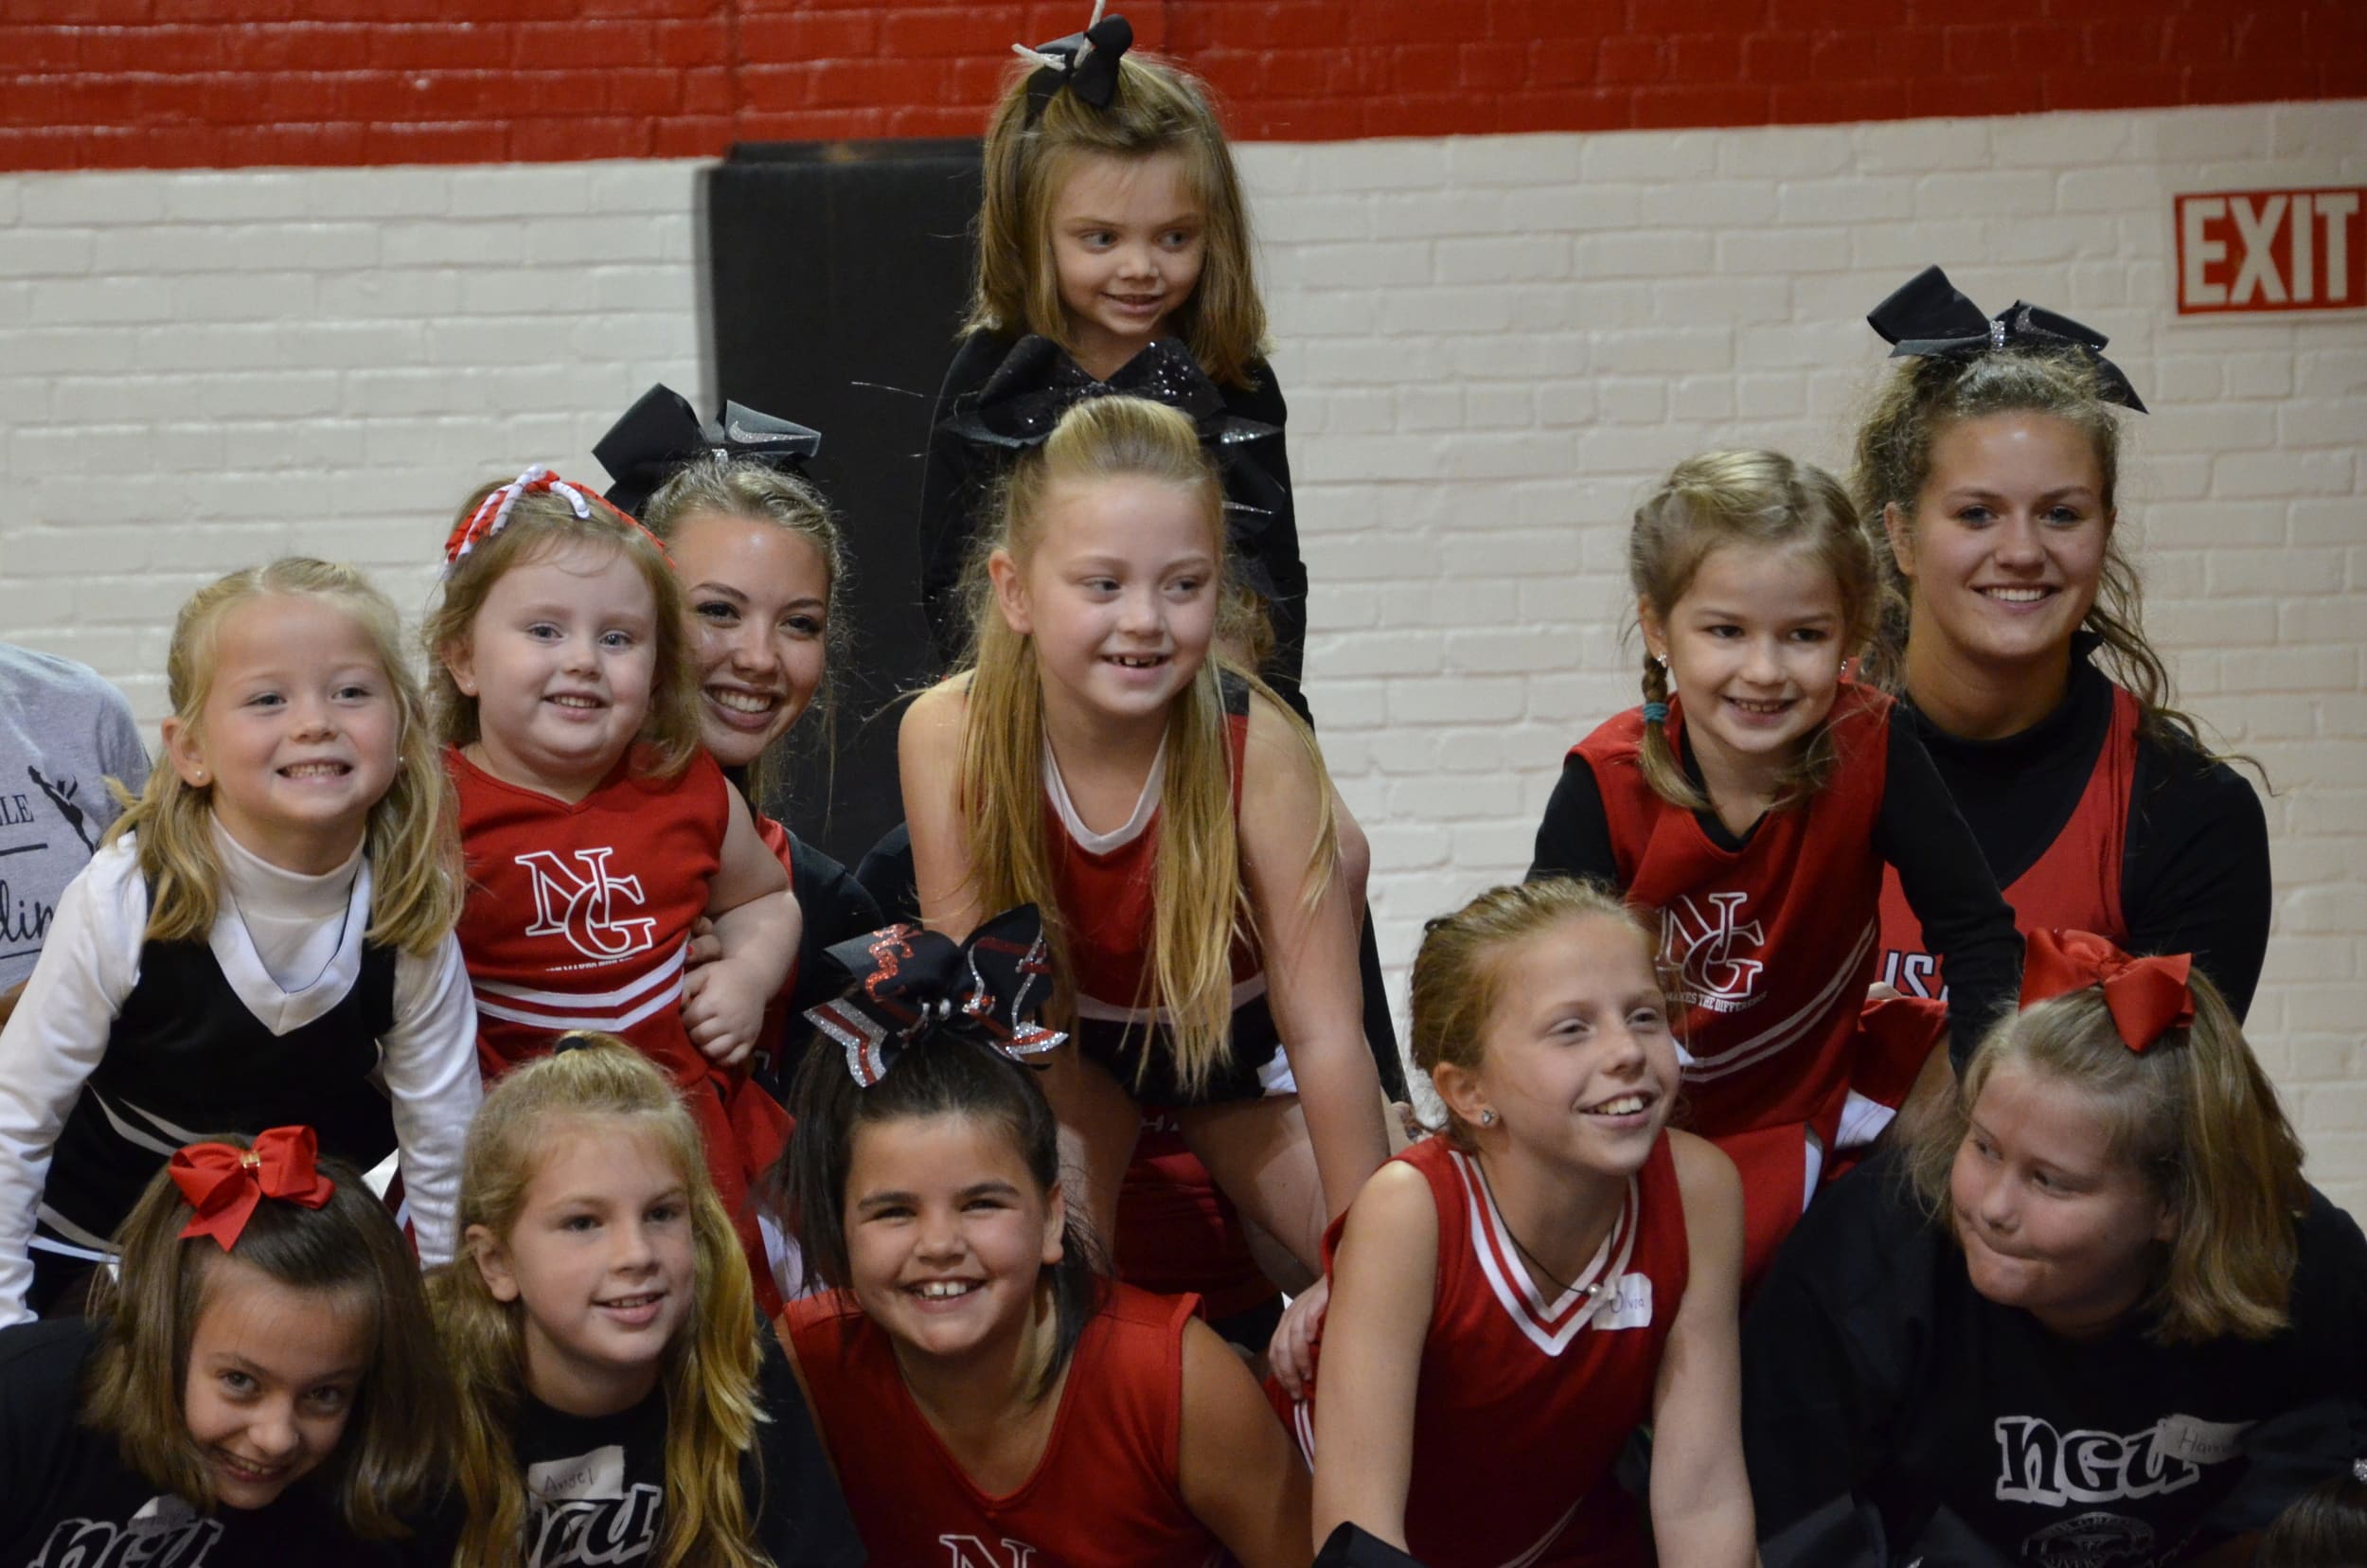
[
  {"xmin": 182, "ymin": 1257, "xmax": 374, "ymax": 1509},
  {"xmin": 843, "ymin": 1111, "xmax": 1065, "ymax": 1365},
  {"xmin": 1048, "ymin": 150, "xmax": 1206, "ymax": 379},
  {"xmin": 1890, "ymin": 410, "xmax": 2112, "ymax": 677},
  {"xmin": 1641, "ymin": 540, "xmax": 1849, "ymax": 797},
  {"xmin": 668, "ymin": 508, "xmax": 830, "ymax": 769},
  {"xmin": 165, "ymin": 594, "xmax": 401, "ymax": 875},
  {"xmin": 469, "ymin": 1117, "xmax": 698, "ymax": 1417},
  {"xmin": 1949, "ymin": 1060, "xmax": 2174, "ymax": 1338}
]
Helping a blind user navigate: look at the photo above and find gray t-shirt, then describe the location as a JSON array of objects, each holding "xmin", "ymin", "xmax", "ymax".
[{"xmin": 0, "ymin": 645, "xmax": 149, "ymax": 990}]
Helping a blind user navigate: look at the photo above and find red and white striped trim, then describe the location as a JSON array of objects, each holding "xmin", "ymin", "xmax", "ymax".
[
  {"xmin": 1679, "ymin": 918, "xmax": 1877, "ymax": 1082},
  {"xmin": 1453, "ymin": 1148, "xmax": 1638, "ymax": 1358},
  {"xmin": 471, "ymin": 940, "xmax": 688, "ymax": 1035}
]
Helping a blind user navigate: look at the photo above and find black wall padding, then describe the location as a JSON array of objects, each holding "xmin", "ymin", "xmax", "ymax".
[{"xmin": 705, "ymin": 138, "xmax": 984, "ymax": 865}]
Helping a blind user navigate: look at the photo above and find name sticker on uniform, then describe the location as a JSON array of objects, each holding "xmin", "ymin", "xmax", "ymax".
[
  {"xmin": 1593, "ymin": 1273, "xmax": 1653, "ymax": 1330},
  {"xmin": 527, "ymin": 1444, "xmax": 629, "ymax": 1503},
  {"xmin": 2154, "ymin": 1414, "xmax": 2252, "ymax": 1468}
]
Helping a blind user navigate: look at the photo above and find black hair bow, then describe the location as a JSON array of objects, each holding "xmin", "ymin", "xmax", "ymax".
[
  {"xmin": 594, "ymin": 383, "xmax": 825, "ymax": 519},
  {"xmin": 940, "ymin": 334, "xmax": 1284, "ymax": 598},
  {"xmin": 1867, "ymin": 264, "xmax": 2146, "ymax": 413},
  {"xmin": 803, "ymin": 905, "xmax": 1066, "ymax": 1087},
  {"xmin": 1018, "ymin": 3, "xmax": 1133, "ymax": 115}
]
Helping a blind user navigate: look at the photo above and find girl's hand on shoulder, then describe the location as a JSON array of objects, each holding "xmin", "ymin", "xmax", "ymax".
[{"xmin": 1266, "ymin": 1275, "xmax": 1329, "ymax": 1399}]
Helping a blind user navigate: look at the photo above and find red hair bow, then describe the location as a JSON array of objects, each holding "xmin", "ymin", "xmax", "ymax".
[
  {"xmin": 169, "ymin": 1126, "xmax": 337, "ymax": 1251},
  {"xmin": 2020, "ymin": 928, "xmax": 2195, "ymax": 1053}
]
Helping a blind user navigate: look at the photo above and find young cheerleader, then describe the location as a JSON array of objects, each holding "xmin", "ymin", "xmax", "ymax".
[
  {"xmin": 0, "ymin": 558, "xmax": 479, "ymax": 1326},
  {"xmin": 778, "ymin": 916, "xmax": 1311, "ymax": 1566},
  {"xmin": 1854, "ymin": 265, "xmax": 2271, "ymax": 1019},
  {"xmin": 916, "ymin": 7, "xmax": 1308, "ymax": 712},
  {"xmin": 603, "ymin": 391, "xmax": 887, "ymax": 1080},
  {"xmin": 431, "ymin": 1033, "xmax": 862, "ymax": 1568},
  {"xmin": 1529, "ymin": 450, "xmax": 2022, "ymax": 1281},
  {"xmin": 1745, "ymin": 932, "xmax": 2367, "ymax": 1566},
  {"xmin": 0, "ymin": 1127, "xmax": 449, "ymax": 1563},
  {"xmin": 427, "ymin": 466, "xmax": 800, "ymax": 1308},
  {"xmin": 1278, "ymin": 879, "xmax": 1753, "ymax": 1567},
  {"xmin": 901, "ymin": 395, "xmax": 1388, "ymax": 1274}
]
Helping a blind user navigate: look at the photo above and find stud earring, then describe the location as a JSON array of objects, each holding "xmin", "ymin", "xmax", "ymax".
[{"xmin": 1478, "ymin": 1110, "xmax": 1499, "ymax": 1127}]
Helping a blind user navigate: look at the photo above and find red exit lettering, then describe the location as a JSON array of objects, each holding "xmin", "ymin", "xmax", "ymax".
[{"xmin": 2176, "ymin": 187, "xmax": 2365, "ymax": 314}]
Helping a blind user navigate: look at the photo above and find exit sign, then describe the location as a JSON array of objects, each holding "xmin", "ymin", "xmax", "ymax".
[{"xmin": 2176, "ymin": 187, "xmax": 2364, "ymax": 314}]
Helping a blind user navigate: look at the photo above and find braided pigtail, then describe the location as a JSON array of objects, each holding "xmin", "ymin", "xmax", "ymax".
[{"xmin": 1635, "ymin": 653, "xmax": 1706, "ymax": 812}]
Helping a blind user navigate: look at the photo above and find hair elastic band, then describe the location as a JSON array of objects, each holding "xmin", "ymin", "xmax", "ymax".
[
  {"xmin": 1642, "ymin": 702, "xmax": 1669, "ymax": 723},
  {"xmin": 169, "ymin": 1126, "xmax": 336, "ymax": 1252}
]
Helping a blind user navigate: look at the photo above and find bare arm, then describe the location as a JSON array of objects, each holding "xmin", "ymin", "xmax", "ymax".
[
  {"xmin": 1307, "ymin": 1162, "xmax": 1436, "ymax": 1553},
  {"xmin": 1239, "ymin": 696, "xmax": 1387, "ymax": 1225},
  {"xmin": 684, "ymin": 785, "xmax": 799, "ymax": 1067},
  {"xmin": 900, "ymin": 680, "xmax": 987, "ymax": 942},
  {"xmin": 1177, "ymin": 1315, "xmax": 1314, "ymax": 1568},
  {"xmin": 1648, "ymin": 1131, "xmax": 1758, "ymax": 1568}
]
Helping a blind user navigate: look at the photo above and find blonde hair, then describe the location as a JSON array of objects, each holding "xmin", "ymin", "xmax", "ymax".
[
  {"xmin": 81, "ymin": 1137, "xmax": 452, "ymax": 1537},
  {"xmin": 640, "ymin": 454, "xmax": 851, "ymax": 809},
  {"xmin": 431, "ymin": 1034, "xmax": 766, "ymax": 1568},
  {"xmin": 1409, "ymin": 879, "xmax": 1663, "ymax": 1150},
  {"xmin": 1629, "ymin": 450, "xmax": 1881, "ymax": 813},
  {"xmin": 1853, "ymin": 347, "xmax": 2214, "ymax": 757},
  {"xmin": 955, "ymin": 395, "xmax": 1334, "ymax": 1096},
  {"xmin": 970, "ymin": 50, "xmax": 1266, "ymax": 387},
  {"xmin": 423, "ymin": 482, "xmax": 702, "ymax": 778},
  {"xmin": 105, "ymin": 558, "xmax": 459, "ymax": 956},
  {"xmin": 1904, "ymin": 965, "xmax": 2308, "ymax": 1345}
]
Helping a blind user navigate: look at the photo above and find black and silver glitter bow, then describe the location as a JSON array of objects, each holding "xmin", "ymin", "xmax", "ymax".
[
  {"xmin": 595, "ymin": 383, "xmax": 825, "ymax": 519},
  {"xmin": 803, "ymin": 905, "xmax": 1066, "ymax": 1087}
]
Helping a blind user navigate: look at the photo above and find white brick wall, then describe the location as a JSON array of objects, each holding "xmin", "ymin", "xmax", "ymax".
[{"xmin": 2, "ymin": 101, "xmax": 2361, "ymax": 1212}]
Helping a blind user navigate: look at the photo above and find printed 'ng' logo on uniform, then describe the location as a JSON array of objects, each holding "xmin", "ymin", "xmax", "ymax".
[
  {"xmin": 515, "ymin": 847, "xmax": 659, "ymax": 960},
  {"xmin": 1660, "ymin": 892, "xmax": 1766, "ymax": 1013}
]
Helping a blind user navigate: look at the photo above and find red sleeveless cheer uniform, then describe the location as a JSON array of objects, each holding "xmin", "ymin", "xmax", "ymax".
[
  {"xmin": 784, "ymin": 1282, "xmax": 1225, "ymax": 1568},
  {"xmin": 451, "ymin": 744, "xmax": 788, "ymax": 1310},
  {"xmin": 1285, "ymin": 1133, "xmax": 1690, "ymax": 1568},
  {"xmin": 1116, "ymin": 1113, "xmax": 1278, "ymax": 1323},
  {"xmin": 1572, "ymin": 689, "xmax": 1889, "ymax": 1277},
  {"xmin": 1048, "ymin": 674, "xmax": 1283, "ymax": 1107},
  {"xmin": 1877, "ymin": 686, "xmax": 2139, "ymax": 996}
]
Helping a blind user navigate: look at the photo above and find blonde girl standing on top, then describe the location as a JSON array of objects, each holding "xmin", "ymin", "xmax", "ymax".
[{"xmin": 901, "ymin": 395, "xmax": 1388, "ymax": 1274}]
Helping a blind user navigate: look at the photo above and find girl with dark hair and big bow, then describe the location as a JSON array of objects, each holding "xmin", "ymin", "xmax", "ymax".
[
  {"xmin": 774, "ymin": 913, "xmax": 1313, "ymax": 1567},
  {"xmin": 1854, "ymin": 266, "xmax": 2271, "ymax": 1024},
  {"xmin": 0, "ymin": 1129, "xmax": 451, "ymax": 1564},
  {"xmin": 1743, "ymin": 932, "xmax": 2367, "ymax": 1568}
]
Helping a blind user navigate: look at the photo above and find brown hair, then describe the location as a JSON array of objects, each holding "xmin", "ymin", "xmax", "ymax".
[
  {"xmin": 80, "ymin": 1138, "xmax": 451, "ymax": 1537},
  {"xmin": 1409, "ymin": 878, "xmax": 1664, "ymax": 1151},
  {"xmin": 431, "ymin": 1034, "xmax": 765, "ymax": 1568},
  {"xmin": 2258, "ymin": 1469, "xmax": 2367, "ymax": 1568},
  {"xmin": 1904, "ymin": 965, "xmax": 2308, "ymax": 1345},
  {"xmin": 970, "ymin": 50, "xmax": 1266, "ymax": 387},
  {"xmin": 640, "ymin": 454, "xmax": 852, "ymax": 809},
  {"xmin": 107, "ymin": 558, "xmax": 461, "ymax": 956},
  {"xmin": 953, "ymin": 395, "xmax": 1333, "ymax": 1096},
  {"xmin": 1852, "ymin": 346, "xmax": 2215, "ymax": 756},
  {"xmin": 1629, "ymin": 450, "xmax": 1881, "ymax": 812},
  {"xmin": 423, "ymin": 481, "xmax": 702, "ymax": 778}
]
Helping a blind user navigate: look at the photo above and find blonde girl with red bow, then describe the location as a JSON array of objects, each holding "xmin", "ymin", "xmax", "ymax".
[
  {"xmin": 0, "ymin": 559, "xmax": 480, "ymax": 1327},
  {"xmin": 1743, "ymin": 930, "xmax": 2367, "ymax": 1567},
  {"xmin": 426, "ymin": 468, "xmax": 801, "ymax": 1311},
  {"xmin": 0, "ymin": 1127, "xmax": 451, "ymax": 1562}
]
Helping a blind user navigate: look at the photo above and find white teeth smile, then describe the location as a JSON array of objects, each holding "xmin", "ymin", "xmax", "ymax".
[
  {"xmin": 601, "ymin": 1292, "xmax": 661, "ymax": 1309},
  {"xmin": 1728, "ymin": 698, "xmax": 1789, "ymax": 713},
  {"xmin": 1585, "ymin": 1094, "xmax": 1648, "ymax": 1116},
  {"xmin": 915, "ymin": 1280, "xmax": 978, "ymax": 1300},
  {"xmin": 1982, "ymin": 587, "xmax": 2050, "ymax": 603},
  {"xmin": 1109, "ymin": 654, "xmax": 1164, "ymax": 668},
  {"xmin": 279, "ymin": 762, "xmax": 345, "ymax": 777},
  {"xmin": 550, "ymin": 694, "xmax": 598, "ymax": 707},
  {"xmin": 707, "ymin": 687, "xmax": 777, "ymax": 713}
]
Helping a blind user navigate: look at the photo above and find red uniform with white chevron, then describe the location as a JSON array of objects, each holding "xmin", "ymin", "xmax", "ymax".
[
  {"xmin": 1571, "ymin": 686, "xmax": 1890, "ymax": 1275},
  {"xmin": 785, "ymin": 1281, "xmax": 1226, "ymax": 1568},
  {"xmin": 449, "ymin": 743, "xmax": 786, "ymax": 1307},
  {"xmin": 1282, "ymin": 1132, "xmax": 1690, "ymax": 1568}
]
